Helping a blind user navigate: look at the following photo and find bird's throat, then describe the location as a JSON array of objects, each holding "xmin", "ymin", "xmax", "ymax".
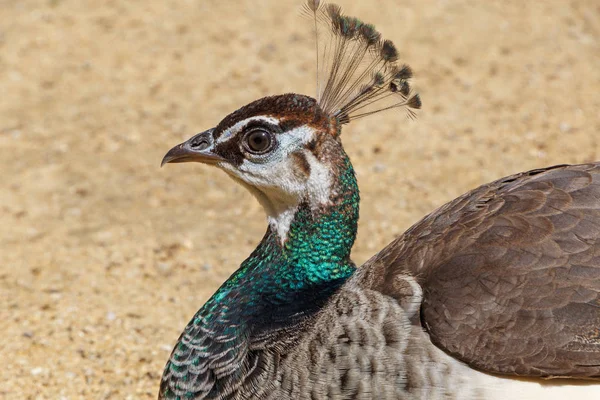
[{"xmin": 204, "ymin": 154, "xmax": 360, "ymax": 331}]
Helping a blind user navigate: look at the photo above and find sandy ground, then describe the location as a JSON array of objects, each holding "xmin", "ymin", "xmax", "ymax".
[{"xmin": 1, "ymin": 0, "xmax": 599, "ymax": 398}]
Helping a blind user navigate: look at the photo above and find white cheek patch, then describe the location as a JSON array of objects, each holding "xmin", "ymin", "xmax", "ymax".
[
  {"xmin": 216, "ymin": 116, "xmax": 280, "ymax": 144},
  {"xmin": 304, "ymin": 150, "xmax": 332, "ymax": 207},
  {"xmin": 266, "ymin": 150, "xmax": 332, "ymax": 243},
  {"xmin": 234, "ymin": 125, "xmax": 317, "ymax": 188},
  {"xmin": 218, "ymin": 124, "xmax": 334, "ymax": 244},
  {"xmin": 277, "ymin": 125, "xmax": 315, "ymax": 149}
]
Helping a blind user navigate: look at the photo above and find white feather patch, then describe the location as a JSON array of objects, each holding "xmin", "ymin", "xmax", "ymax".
[
  {"xmin": 469, "ymin": 369, "xmax": 600, "ymax": 400},
  {"xmin": 220, "ymin": 125, "xmax": 332, "ymax": 244},
  {"xmin": 216, "ymin": 116, "xmax": 280, "ymax": 144},
  {"xmin": 304, "ymin": 150, "xmax": 332, "ymax": 207}
]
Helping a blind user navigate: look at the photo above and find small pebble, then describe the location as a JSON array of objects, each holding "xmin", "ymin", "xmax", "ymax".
[
  {"xmin": 160, "ymin": 344, "xmax": 172, "ymax": 352},
  {"xmin": 559, "ymin": 122, "xmax": 571, "ymax": 133},
  {"xmin": 373, "ymin": 162, "xmax": 387, "ymax": 173},
  {"xmin": 157, "ymin": 262, "xmax": 172, "ymax": 275}
]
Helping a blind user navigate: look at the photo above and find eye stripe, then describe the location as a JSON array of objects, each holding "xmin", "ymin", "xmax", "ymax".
[
  {"xmin": 242, "ymin": 120, "xmax": 281, "ymax": 134},
  {"xmin": 216, "ymin": 116, "xmax": 280, "ymax": 144}
]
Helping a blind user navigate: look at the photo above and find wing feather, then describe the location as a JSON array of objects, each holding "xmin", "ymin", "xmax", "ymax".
[{"xmin": 363, "ymin": 163, "xmax": 600, "ymax": 378}]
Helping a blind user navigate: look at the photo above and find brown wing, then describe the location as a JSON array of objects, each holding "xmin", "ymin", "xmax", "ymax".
[{"xmin": 362, "ymin": 162, "xmax": 600, "ymax": 378}]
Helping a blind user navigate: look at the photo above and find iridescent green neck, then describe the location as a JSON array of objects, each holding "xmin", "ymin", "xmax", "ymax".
[{"xmin": 201, "ymin": 155, "xmax": 359, "ymax": 330}]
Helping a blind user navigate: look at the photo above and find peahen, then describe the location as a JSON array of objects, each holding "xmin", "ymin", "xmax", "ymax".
[{"xmin": 158, "ymin": 1, "xmax": 600, "ymax": 399}]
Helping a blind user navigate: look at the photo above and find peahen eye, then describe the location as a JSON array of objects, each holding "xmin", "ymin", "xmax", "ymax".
[{"xmin": 243, "ymin": 129, "xmax": 273, "ymax": 154}]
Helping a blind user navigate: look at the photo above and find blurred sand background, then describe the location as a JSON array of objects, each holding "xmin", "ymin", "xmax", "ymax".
[{"xmin": 1, "ymin": 0, "xmax": 599, "ymax": 398}]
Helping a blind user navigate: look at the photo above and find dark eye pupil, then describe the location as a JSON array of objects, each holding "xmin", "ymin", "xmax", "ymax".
[{"xmin": 246, "ymin": 130, "xmax": 271, "ymax": 152}]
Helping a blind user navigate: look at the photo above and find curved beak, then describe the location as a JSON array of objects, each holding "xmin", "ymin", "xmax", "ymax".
[{"xmin": 161, "ymin": 128, "xmax": 225, "ymax": 167}]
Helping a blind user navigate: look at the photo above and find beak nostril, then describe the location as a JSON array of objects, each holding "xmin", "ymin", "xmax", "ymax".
[{"xmin": 190, "ymin": 139, "xmax": 210, "ymax": 151}]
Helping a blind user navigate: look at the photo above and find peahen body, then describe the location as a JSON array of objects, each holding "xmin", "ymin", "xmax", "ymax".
[{"xmin": 158, "ymin": 2, "xmax": 600, "ymax": 399}]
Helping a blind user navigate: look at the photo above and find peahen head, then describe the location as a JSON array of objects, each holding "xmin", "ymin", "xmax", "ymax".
[
  {"xmin": 162, "ymin": 94, "xmax": 350, "ymax": 241},
  {"xmin": 162, "ymin": 2, "xmax": 420, "ymax": 243}
]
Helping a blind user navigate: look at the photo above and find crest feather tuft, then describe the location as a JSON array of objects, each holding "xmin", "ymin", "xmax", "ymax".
[{"xmin": 304, "ymin": 1, "xmax": 421, "ymax": 126}]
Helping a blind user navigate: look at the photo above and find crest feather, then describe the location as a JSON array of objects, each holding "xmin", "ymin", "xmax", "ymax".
[{"xmin": 303, "ymin": 1, "xmax": 421, "ymax": 125}]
